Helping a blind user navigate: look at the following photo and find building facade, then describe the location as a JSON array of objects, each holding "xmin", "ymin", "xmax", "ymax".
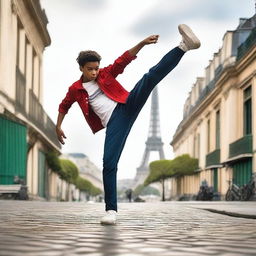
[
  {"xmin": 0, "ymin": 0, "xmax": 61, "ymax": 200},
  {"xmin": 170, "ymin": 15, "xmax": 256, "ymax": 199}
]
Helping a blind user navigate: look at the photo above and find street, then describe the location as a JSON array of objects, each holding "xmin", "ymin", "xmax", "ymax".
[{"xmin": 0, "ymin": 201, "xmax": 256, "ymax": 256}]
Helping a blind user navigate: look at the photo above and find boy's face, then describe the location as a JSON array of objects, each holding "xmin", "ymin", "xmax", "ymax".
[{"xmin": 80, "ymin": 61, "xmax": 100, "ymax": 82}]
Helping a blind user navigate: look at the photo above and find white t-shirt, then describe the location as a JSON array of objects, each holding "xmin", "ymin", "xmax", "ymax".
[{"xmin": 82, "ymin": 80, "xmax": 117, "ymax": 127}]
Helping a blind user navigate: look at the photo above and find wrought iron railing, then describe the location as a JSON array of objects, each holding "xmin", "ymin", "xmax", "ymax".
[
  {"xmin": 15, "ymin": 66, "xmax": 26, "ymax": 115},
  {"xmin": 206, "ymin": 149, "xmax": 220, "ymax": 167},
  {"xmin": 184, "ymin": 79, "xmax": 216, "ymax": 118},
  {"xmin": 214, "ymin": 64, "xmax": 223, "ymax": 80},
  {"xmin": 28, "ymin": 89, "xmax": 60, "ymax": 148},
  {"xmin": 237, "ymin": 28, "xmax": 256, "ymax": 61},
  {"xmin": 229, "ymin": 135, "xmax": 253, "ymax": 159}
]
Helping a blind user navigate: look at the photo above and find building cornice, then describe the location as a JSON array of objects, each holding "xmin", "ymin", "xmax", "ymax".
[
  {"xmin": 171, "ymin": 44, "xmax": 256, "ymax": 147},
  {"xmin": 14, "ymin": 0, "xmax": 51, "ymax": 48}
]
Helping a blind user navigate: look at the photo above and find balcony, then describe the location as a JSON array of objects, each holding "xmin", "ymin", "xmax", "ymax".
[
  {"xmin": 185, "ymin": 79, "xmax": 216, "ymax": 118},
  {"xmin": 15, "ymin": 66, "xmax": 26, "ymax": 115},
  {"xmin": 237, "ymin": 28, "xmax": 256, "ymax": 61},
  {"xmin": 214, "ymin": 64, "xmax": 223, "ymax": 80},
  {"xmin": 229, "ymin": 135, "xmax": 253, "ymax": 159},
  {"xmin": 28, "ymin": 89, "xmax": 60, "ymax": 149},
  {"xmin": 206, "ymin": 149, "xmax": 220, "ymax": 167}
]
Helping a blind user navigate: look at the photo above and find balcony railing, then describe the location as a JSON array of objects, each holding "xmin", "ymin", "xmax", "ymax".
[
  {"xmin": 229, "ymin": 135, "xmax": 253, "ymax": 159},
  {"xmin": 214, "ymin": 64, "xmax": 223, "ymax": 80},
  {"xmin": 15, "ymin": 66, "xmax": 26, "ymax": 115},
  {"xmin": 206, "ymin": 149, "xmax": 220, "ymax": 167},
  {"xmin": 237, "ymin": 28, "xmax": 256, "ymax": 61},
  {"xmin": 28, "ymin": 89, "xmax": 60, "ymax": 149},
  {"xmin": 184, "ymin": 79, "xmax": 216, "ymax": 118}
]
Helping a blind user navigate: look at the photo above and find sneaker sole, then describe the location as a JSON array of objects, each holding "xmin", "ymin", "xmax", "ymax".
[
  {"xmin": 178, "ymin": 24, "xmax": 201, "ymax": 49},
  {"xmin": 100, "ymin": 221, "xmax": 116, "ymax": 225}
]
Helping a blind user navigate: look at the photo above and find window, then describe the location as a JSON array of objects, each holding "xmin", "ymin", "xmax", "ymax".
[
  {"xmin": 207, "ymin": 119, "xmax": 210, "ymax": 153},
  {"xmin": 216, "ymin": 110, "xmax": 220, "ymax": 149},
  {"xmin": 197, "ymin": 133, "xmax": 200, "ymax": 158},
  {"xmin": 243, "ymin": 86, "xmax": 252, "ymax": 135}
]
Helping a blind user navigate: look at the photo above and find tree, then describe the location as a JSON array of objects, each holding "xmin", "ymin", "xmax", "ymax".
[
  {"xmin": 59, "ymin": 159, "xmax": 79, "ymax": 184},
  {"xmin": 75, "ymin": 176, "xmax": 102, "ymax": 197},
  {"xmin": 169, "ymin": 154, "xmax": 199, "ymax": 176},
  {"xmin": 144, "ymin": 155, "xmax": 199, "ymax": 201},
  {"xmin": 59, "ymin": 159, "xmax": 79, "ymax": 201},
  {"xmin": 144, "ymin": 159, "xmax": 174, "ymax": 201},
  {"xmin": 46, "ymin": 151, "xmax": 62, "ymax": 175}
]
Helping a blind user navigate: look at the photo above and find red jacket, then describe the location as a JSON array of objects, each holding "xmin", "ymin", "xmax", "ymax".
[{"xmin": 58, "ymin": 50, "xmax": 137, "ymax": 133}]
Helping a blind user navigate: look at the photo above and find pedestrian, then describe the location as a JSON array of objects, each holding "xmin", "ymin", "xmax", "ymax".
[
  {"xmin": 56, "ymin": 24, "xmax": 201, "ymax": 225},
  {"xmin": 125, "ymin": 189, "xmax": 133, "ymax": 202}
]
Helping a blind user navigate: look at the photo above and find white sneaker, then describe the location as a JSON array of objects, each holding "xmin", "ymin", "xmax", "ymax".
[
  {"xmin": 100, "ymin": 210, "xmax": 117, "ymax": 225},
  {"xmin": 178, "ymin": 24, "xmax": 201, "ymax": 52}
]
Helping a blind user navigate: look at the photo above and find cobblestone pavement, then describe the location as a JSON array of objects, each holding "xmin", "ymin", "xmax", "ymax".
[{"xmin": 0, "ymin": 201, "xmax": 256, "ymax": 256}]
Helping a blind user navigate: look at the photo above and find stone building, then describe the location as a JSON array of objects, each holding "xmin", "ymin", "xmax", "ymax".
[
  {"xmin": 170, "ymin": 15, "xmax": 256, "ymax": 199},
  {"xmin": 0, "ymin": 0, "xmax": 62, "ymax": 200}
]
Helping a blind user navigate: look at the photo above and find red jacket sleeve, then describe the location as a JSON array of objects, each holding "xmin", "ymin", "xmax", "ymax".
[
  {"xmin": 58, "ymin": 86, "xmax": 75, "ymax": 114},
  {"xmin": 105, "ymin": 50, "xmax": 137, "ymax": 78}
]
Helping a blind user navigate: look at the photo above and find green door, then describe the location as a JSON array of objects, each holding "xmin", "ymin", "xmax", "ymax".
[
  {"xmin": 213, "ymin": 168, "xmax": 218, "ymax": 192},
  {"xmin": 0, "ymin": 116, "xmax": 27, "ymax": 184},
  {"xmin": 233, "ymin": 159, "xmax": 252, "ymax": 186},
  {"xmin": 38, "ymin": 150, "xmax": 46, "ymax": 198}
]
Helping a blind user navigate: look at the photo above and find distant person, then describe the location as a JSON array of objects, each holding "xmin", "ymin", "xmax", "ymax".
[
  {"xmin": 125, "ymin": 189, "xmax": 133, "ymax": 202},
  {"xmin": 56, "ymin": 24, "xmax": 200, "ymax": 225}
]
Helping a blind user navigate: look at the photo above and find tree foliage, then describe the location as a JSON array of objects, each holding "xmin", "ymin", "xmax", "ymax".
[
  {"xmin": 46, "ymin": 152, "xmax": 102, "ymax": 196},
  {"xmin": 144, "ymin": 154, "xmax": 199, "ymax": 201},
  {"xmin": 144, "ymin": 160, "xmax": 173, "ymax": 186},
  {"xmin": 145, "ymin": 154, "xmax": 199, "ymax": 186},
  {"xmin": 46, "ymin": 151, "xmax": 62, "ymax": 174},
  {"xmin": 75, "ymin": 176, "xmax": 102, "ymax": 196},
  {"xmin": 59, "ymin": 159, "xmax": 79, "ymax": 184},
  {"xmin": 169, "ymin": 154, "xmax": 199, "ymax": 176},
  {"xmin": 133, "ymin": 184, "xmax": 160, "ymax": 197}
]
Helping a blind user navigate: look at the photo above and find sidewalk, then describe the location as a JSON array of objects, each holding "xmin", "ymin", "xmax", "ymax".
[{"xmin": 0, "ymin": 200, "xmax": 256, "ymax": 256}]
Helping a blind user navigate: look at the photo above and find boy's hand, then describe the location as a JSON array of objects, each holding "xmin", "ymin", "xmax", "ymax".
[
  {"xmin": 128, "ymin": 35, "xmax": 159, "ymax": 56},
  {"xmin": 56, "ymin": 126, "xmax": 67, "ymax": 145},
  {"xmin": 142, "ymin": 35, "xmax": 159, "ymax": 45}
]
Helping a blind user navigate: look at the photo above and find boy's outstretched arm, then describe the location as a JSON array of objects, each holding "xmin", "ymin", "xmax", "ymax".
[
  {"xmin": 128, "ymin": 35, "xmax": 159, "ymax": 57},
  {"xmin": 56, "ymin": 112, "xmax": 67, "ymax": 145}
]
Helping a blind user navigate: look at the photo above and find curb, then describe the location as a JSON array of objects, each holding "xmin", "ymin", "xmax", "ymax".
[{"xmin": 202, "ymin": 208, "xmax": 256, "ymax": 219}]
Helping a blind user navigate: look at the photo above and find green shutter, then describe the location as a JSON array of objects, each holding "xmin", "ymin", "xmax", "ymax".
[
  {"xmin": 0, "ymin": 116, "xmax": 27, "ymax": 184},
  {"xmin": 233, "ymin": 159, "xmax": 252, "ymax": 186},
  {"xmin": 213, "ymin": 168, "xmax": 218, "ymax": 192}
]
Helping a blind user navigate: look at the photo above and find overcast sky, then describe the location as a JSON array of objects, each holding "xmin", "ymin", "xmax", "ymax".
[{"xmin": 40, "ymin": 0, "xmax": 254, "ymax": 180}]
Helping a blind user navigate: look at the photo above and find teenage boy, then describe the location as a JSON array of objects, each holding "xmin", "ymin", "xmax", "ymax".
[{"xmin": 56, "ymin": 24, "xmax": 201, "ymax": 225}]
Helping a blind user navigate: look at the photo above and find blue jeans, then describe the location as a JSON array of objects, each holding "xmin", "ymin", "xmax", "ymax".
[{"xmin": 103, "ymin": 47, "xmax": 184, "ymax": 211}]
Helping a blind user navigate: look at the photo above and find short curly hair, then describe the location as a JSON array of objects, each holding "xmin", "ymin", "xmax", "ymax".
[{"xmin": 76, "ymin": 50, "xmax": 102, "ymax": 67}]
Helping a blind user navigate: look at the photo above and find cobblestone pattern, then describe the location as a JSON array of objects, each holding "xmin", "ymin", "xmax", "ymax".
[{"xmin": 0, "ymin": 201, "xmax": 256, "ymax": 256}]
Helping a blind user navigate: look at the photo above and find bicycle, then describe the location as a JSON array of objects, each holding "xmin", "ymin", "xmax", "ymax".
[
  {"xmin": 226, "ymin": 175, "xmax": 255, "ymax": 201},
  {"xmin": 225, "ymin": 180, "xmax": 241, "ymax": 201},
  {"xmin": 240, "ymin": 174, "xmax": 255, "ymax": 201}
]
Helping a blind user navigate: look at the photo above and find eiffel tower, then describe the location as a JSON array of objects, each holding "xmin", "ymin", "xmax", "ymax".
[{"xmin": 133, "ymin": 86, "xmax": 165, "ymax": 187}]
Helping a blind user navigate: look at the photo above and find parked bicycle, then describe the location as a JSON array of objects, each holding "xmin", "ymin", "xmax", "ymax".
[
  {"xmin": 226, "ymin": 175, "xmax": 255, "ymax": 201},
  {"xmin": 240, "ymin": 174, "xmax": 255, "ymax": 201},
  {"xmin": 225, "ymin": 180, "xmax": 241, "ymax": 201}
]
